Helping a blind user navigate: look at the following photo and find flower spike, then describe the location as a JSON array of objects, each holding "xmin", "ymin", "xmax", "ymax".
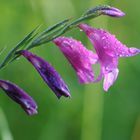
[
  {"xmin": 53, "ymin": 37, "xmax": 98, "ymax": 83},
  {"xmin": 0, "ymin": 80, "xmax": 38, "ymax": 115},
  {"xmin": 79, "ymin": 23, "xmax": 140, "ymax": 91},
  {"xmin": 20, "ymin": 50, "xmax": 70, "ymax": 99}
]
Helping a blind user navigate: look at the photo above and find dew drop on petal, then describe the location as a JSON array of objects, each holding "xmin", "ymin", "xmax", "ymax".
[
  {"xmin": 16, "ymin": 58, "xmax": 20, "ymax": 60},
  {"xmin": 31, "ymin": 58, "xmax": 41, "ymax": 68},
  {"xmin": 129, "ymin": 48, "xmax": 140, "ymax": 54},
  {"xmin": 1, "ymin": 83, "xmax": 9, "ymax": 90}
]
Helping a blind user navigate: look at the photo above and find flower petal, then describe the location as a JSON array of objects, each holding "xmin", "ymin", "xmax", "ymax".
[
  {"xmin": 20, "ymin": 50, "xmax": 70, "ymax": 99},
  {"xmin": 0, "ymin": 80, "xmax": 38, "ymax": 115},
  {"xmin": 79, "ymin": 24, "xmax": 121, "ymax": 90},
  {"xmin": 103, "ymin": 68, "xmax": 119, "ymax": 91},
  {"xmin": 121, "ymin": 47, "xmax": 140, "ymax": 57},
  {"xmin": 79, "ymin": 23, "xmax": 140, "ymax": 58},
  {"xmin": 53, "ymin": 37, "xmax": 98, "ymax": 83}
]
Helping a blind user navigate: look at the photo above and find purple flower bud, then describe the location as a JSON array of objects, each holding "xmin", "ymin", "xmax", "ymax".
[
  {"xmin": 101, "ymin": 7, "xmax": 125, "ymax": 17},
  {"xmin": 20, "ymin": 50, "xmax": 70, "ymax": 99},
  {"xmin": 0, "ymin": 80, "xmax": 38, "ymax": 115},
  {"xmin": 85, "ymin": 6, "xmax": 125, "ymax": 17}
]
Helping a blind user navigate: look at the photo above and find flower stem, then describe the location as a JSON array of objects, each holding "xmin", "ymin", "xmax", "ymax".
[
  {"xmin": 0, "ymin": 108, "xmax": 13, "ymax": 140},
  {"xmin": 81, "ymin": 1, "xmax": 109, "ymax": 140},
  {"xmin": 0, "ymin": 4, "xmax": 118, "ymax": 70},
  {"xmin": 81, "ymin": 84, "xmax": 103, "ymax": 140}
]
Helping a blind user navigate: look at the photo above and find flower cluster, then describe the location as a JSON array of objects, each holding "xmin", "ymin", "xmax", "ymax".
[
  {"xmin": 0, "ymin": 6, "xmax": 139, "ymax": 116},
  {"xmin": 54, "ymin": 24, "xmax": 140, "ymax": 91}
]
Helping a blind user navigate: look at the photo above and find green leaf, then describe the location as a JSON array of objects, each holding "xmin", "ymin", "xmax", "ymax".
[
  {"xmin": 0, "ymin": 26, "xmax": 40, "ymax": 69},
  {"xmin": 31, "ymin": 18, "xmax": 70, "ymax": 47},
  {"xmin": 38, "ymin": 18, "xmax": 70, "ymax": 37}
]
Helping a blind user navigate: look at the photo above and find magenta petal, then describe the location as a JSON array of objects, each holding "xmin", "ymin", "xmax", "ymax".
[
  {"xmin": 103, "ymin": 68, "xmax": 119, "ymax": 91},
  {"xmin": 79, "ymin": 23, "xmax": 140, "ymax": 58},
  {"xmin": 79, "ymin": 23, "xmax": 119, "ymax": 68},
  {"xmin": 0, "ymin": 80, "xmax": 38, "ymax": 115},
  {"xmin": 79, "ymin": 24, "xmax": 122, "ymax": 91},
  {"xmin": 53, "ymin": 37, "xmax": 98, "ymax": 83},
  {"xmin": 124, "ymin": 47, "xmax": 140, "ymax": 57}
]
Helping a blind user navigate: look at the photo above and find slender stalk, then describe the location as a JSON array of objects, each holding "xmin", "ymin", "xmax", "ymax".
[
  {"xmin": 28, "ymin": 13, "xmax": 102, "ymax": 48},
  {"xmin": 131, "ymin": 114, "xmax": 140, "ymax": 140},
  {"xmin": 81, "ymin": 84, "xmax": 103, "ymax": 140},
  {"xmin": 0, "ymin": 108, "xmax": 13, "ymax": 140},
  {"xmin": 0, "ymin": 5, "xmax": 117, "ymax": 70},
  {"xmin": 81, "ymin": 1, "xmax": 109, "ymax": 140}
]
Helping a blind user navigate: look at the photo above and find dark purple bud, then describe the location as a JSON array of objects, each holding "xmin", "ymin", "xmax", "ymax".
[
  {"xmin": 0, "ymin": 80, "xmax": 38, "ymax": 115},
  {"xmin": 20, "ymin": 50, "xmax": 71, "ymax": 99}
]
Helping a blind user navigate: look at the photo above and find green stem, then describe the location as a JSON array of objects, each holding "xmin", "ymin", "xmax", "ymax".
[
  {"xmin": 27, "ymin": 12, "xmax": 102, "ymax": 49},
  {"xmin": 0, "ymin": 5, "xmax": 109, "ymax": 70},
  {"xmin": 0, "ymin": 108, "xmax": 13, "ymax": 140},
  {"xmin": 81, "ymin": 84, "xmax": 103, "ymax": 140},
  {"xmin": 81, "ymin": 2, "xmax": 109, "ymax": 140}
]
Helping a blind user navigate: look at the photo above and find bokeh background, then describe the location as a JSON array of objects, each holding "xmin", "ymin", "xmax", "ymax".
[{"xmin": 0, "ymin": 0, "xmax": 140, "ymax": 140}]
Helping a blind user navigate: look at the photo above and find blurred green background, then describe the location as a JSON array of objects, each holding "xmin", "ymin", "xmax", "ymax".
[{"xmin": 0, "ymin": 0, "xmax": 140, "ymax": 140}]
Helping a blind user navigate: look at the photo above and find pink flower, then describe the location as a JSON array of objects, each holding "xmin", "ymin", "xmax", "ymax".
[
  {"xmin": 53, "ymin": 37, "xmax": 98, "ymax": 83},
  {"xmin": 79, "ymin": 23, "xmax": 140, "ymax": 91}
]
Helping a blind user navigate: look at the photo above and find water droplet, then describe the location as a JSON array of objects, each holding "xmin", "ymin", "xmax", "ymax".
[
  {"xmin": 1, "ymin": 83, "xmax": 9, "ymax": 90},
  {"xmin": 129, "ymin": 48, "xmax": 138, "ymax": 54},
  {"xmin": 31, "ymin": 58, "xmax": 41, "ymax": 68},
  {"xmin": 16, "ymin": 58, "xmax": 20, "ymax": 60},
  {"xmin": 102, "ymin": 36, "xmax": 106, "ymax": 40},
  {"xmin": 63, "ymin": 40, "xmax": 70, "ymax": 47}
]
